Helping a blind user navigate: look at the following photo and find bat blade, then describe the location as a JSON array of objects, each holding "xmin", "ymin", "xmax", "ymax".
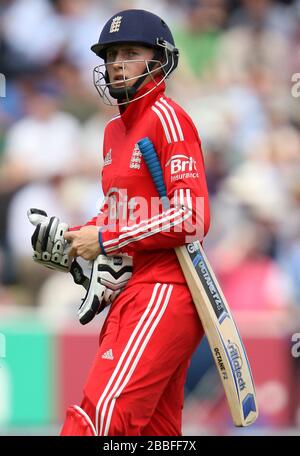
[{"xmin": 175, "ymin": 241, "xmax": 258, "ymax": 426}]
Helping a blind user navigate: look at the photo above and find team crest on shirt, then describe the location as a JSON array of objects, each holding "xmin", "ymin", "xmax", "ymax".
[
  {"xmin": 129, "ymin": 144, "xmax": 142, "ymax": 169},
  {"xmin": 104, "ymin": 148, "xmax": 112, "ymax": 166}
]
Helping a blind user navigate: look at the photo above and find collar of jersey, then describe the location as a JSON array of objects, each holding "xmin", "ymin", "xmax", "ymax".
[{"xmin": 119, "ymin": 78, "xmax": 166, "ymax": 130}]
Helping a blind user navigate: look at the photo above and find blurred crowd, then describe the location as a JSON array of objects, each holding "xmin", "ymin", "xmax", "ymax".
[{"xmin": 0, "ymin": 0, "xmax": 300, "ymax": 328}]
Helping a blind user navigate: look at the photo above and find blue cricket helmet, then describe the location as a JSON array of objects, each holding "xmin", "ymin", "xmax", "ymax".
[
  {"xmin": 91, "ymin": 9, "xmax": 178, "ymax": 68},
  {"xmin": 91, "ymin": 9, "xmax": 179, "ymax": 105}
]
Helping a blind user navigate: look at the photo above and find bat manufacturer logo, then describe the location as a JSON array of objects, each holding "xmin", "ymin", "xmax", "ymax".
[
  {"xmin": 198, "ymin": 259, "xmax": 224, "ymax": 313},
  {"xmin": 187, "ymin": 242, "xmax": 198, "ymax": 254},
  {"xmin": 113, "ymin": 256, "xmax": 123, "ymax": 266},
  {"xmin": 227, "ymin": 340, "xmax": 246, "ymax": 391},
  {"xmin": 165, "ymin": 154, "xmax": 199, "ymax": 182},
  {"xmin": 214, "ymin": 347, "xmax": 228, "ymax": 380}
]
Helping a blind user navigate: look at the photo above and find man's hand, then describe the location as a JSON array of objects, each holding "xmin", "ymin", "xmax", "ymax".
[{"xmin": 64, "ymin": 226, "xmax": 101, "ymax": 261}]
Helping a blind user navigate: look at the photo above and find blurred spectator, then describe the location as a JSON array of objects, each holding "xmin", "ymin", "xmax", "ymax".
[
  {"xmin": 49, "ymin": 60, "xmax": 100, "ymax": 121},
  {"xmin": 229, "ymin": 0, "xmax": 296, "ymax": 37},
  {"xmin": 212, "ymin": 217, "xmax": 294, "ymax": 312},
  {"xmin": 0, "ymin": 78, "xmax": 100, "ymax": 303},
  {"xmin": 1, "ymin": 83, "xmax": 81, "ymax": 188},
  {"xmin": 1, "ymin": 0, "xmax": 65, "ymax": 69},
  {"xmin": 174, "ymin": 0, "xmax": 228, "ymax": 79},
  {"xmin": 202, "ymin": 144, "xmax": 230, "ymax": 196},
  {"xmin": 51, "ymin": 0, "xmax": 111, "ymax": 75}
]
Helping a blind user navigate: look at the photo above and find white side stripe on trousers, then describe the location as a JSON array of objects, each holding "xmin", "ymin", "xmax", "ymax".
[
  {"xmin": 95, "ymin": 283, "xmax": 163, "ymax": 434},
  {"xmin": 103, "ymin": 285, "xmax": 173, "ymax": 436},
  {"xmin": 95, "ymin": 283, "xmax": 173, "ymax": 436},
  {"xmin": 73, "ymin": 405, "xmax": 97, "ymax": 436}
]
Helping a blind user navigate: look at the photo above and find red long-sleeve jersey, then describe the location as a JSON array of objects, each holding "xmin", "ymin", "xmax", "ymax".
[{"xmin": 84, "ymin": 79, "xmax": 210, "ymax": 285}]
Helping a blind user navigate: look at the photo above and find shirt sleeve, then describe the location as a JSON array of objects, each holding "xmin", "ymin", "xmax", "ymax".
[{"xmin": 99, "ymin": 105, "xmax": 210, "ymax": 255}]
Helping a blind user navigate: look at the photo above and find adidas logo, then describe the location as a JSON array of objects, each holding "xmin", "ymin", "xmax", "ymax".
[{"xmin": 101, "ymin": 349, "xmax": 114, "ymax": 360}]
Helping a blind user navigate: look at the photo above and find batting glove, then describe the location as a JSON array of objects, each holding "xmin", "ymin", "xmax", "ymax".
[
  {"xmin": 27, "ymin": 208, "xmax": 71, "ymax": 272},
  {"xmin": 78, "ymin": 254, "xmax": 133, "ymax": 325},
  {"xmin": 27, "ymin": 208, "xmax": 133, "ymax": 325}
]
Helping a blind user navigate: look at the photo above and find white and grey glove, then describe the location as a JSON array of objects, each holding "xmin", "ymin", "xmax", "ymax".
[
  {"xmin": 27, "ymin": 208, "xmax": 133, "ymax": 325},
  {"xmin": 27, "ymin": 208, "xmax": 71, "ymax": 272},
  {"xmin": 78, "ymin": 254, "xmax": 133, "ymax": 325}
]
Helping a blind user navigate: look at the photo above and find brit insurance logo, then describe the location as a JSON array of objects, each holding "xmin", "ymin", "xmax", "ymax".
[
  {"xmin": 165, "ymin": 154, "xmax": 199, "ymax": 182},
  {"xmin": 109, "ymin": 16, "xmax": 122, "ymax": 33}
]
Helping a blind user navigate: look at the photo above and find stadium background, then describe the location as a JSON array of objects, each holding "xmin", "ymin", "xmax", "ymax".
[{"xmin": 0, "ymin": 0, "xmax": 300, "ymax": 436}]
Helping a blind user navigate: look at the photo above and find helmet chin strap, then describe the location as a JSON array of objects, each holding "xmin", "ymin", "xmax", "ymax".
[
  {"xmin": 108, "ymin": 83, "xmax": 137, "ymax": 101},
  {"xmin": 106, "ymin": 50, "xmax": 162, "ymax": 102}
]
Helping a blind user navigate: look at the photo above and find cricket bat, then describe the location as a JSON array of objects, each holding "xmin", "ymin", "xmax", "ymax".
[{"xmin": 138, "ymin": 137, "xmax": 258, "ymax": 427}]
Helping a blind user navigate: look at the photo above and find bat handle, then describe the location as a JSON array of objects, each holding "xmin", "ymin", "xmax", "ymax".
[{"xmin": 138, "ymin": 137, "xmax": 170, "ymax": 210}]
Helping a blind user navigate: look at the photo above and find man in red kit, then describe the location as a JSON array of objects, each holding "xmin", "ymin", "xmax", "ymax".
[{"xmin": 28, "ymin": 9, "xmax": 210, "ymax": 436}]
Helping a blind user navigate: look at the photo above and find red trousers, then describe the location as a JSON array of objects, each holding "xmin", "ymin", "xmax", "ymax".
[{"xmin": 62, "ymin": 282, "xmax": 203, "ymax": 436}]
